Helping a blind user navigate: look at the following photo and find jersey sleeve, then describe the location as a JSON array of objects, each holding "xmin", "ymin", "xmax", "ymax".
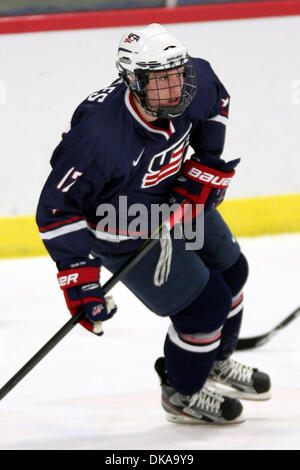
[
  {"xmin": 37, "ymin": 80, "xmax": 125, "ymax": 265},
  {"xmin": 189, "ymin": 62, "xmax": 230, "ymax": 163},
  {"xmin": 36, "ymin": 129, "xmax": 108, "ymax": 264}
]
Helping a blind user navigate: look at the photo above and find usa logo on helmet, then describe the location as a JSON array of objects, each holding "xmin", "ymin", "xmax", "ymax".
[{"xmin": 124, "ymin": 33, "xmax": 140, "ymax": 44}]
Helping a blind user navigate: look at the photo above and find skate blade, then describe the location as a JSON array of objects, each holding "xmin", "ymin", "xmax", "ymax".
[
  {"xmin": 165, "ymin": 412, "xmax": 245, "ymax": 425},
  {"xmin": 207, "ymin": 379, "xmax": 271, "ymax": 401}
]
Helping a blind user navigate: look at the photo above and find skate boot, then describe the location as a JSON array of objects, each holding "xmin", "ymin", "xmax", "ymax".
[
  {"xmin": 208, "ymin": 357, "xmax": 271, "ymax": 401},
  {"xmin": 154, "ymin": 357, "xmax": 244, "ymax": 425}
]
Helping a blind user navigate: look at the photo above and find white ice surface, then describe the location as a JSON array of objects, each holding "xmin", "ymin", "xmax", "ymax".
[{"xmin": 0, "ymin": 234, "xmax": 299, "ymax": 450}]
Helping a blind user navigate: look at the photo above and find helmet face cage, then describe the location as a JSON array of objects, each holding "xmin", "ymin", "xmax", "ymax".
[{"xmin": 119, "ymin": 57, "xmax": 197, "ymax": 119}]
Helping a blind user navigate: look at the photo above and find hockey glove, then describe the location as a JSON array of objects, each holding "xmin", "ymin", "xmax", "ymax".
[
  {"xmin": 171, "ymin": 156, "xmax": 240, "ymax": 214},
  {"xmin": 57, "ymin": 258, "xmax": 117, "ymax": 336}
]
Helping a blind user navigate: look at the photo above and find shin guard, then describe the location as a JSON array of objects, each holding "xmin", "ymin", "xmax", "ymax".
[
  {"xmin": 216, "ymin": 253, "xmax": 248, "ymax": 360},
  {"xmin": 164, "ymin": 270, "xmax": 232, "ymax": 395}
]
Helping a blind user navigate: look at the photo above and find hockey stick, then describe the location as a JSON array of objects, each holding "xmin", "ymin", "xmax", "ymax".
[
  {"xmin": 0, "ymin": 202, "xmax": 191, "ymax": 401},
  {"xmin": 236, "ymin": 305, "xmax": 300, "ymax": 350}
]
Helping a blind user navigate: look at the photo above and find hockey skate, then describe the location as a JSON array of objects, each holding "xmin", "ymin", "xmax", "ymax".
[
  {"xmin": 208, "ymin": 357, "xmax": 271, "ymax": 401},
  {"xmin": 155, "ymin": 357, "xmax": 245, "ymax": 425}
]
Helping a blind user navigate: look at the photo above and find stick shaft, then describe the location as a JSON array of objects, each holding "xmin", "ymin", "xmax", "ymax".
[
  {"xmin": 236, "ymin": 305, "xmax": 300, "ymax": 350},
  {"xmin": 0, "ymin": 202, "xmax": 189, "ymax": 400},
  {"xmin": 0, "ymin": 312, "xmax": 82, "ymax": 399}
]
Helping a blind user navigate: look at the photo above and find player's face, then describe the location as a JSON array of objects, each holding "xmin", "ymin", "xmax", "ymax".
[{"xmin": 145, "ymin": 67, "xmax": 184, "ymax": 111}]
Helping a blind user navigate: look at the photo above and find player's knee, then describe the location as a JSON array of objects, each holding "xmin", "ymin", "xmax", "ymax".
[
  {"xmin": 221, "ymin": 252, "xmax": 249, "ymax": 296},
  {"xmin": 171, "ymin": 269, "xmax": 232, "ymax": 334}
]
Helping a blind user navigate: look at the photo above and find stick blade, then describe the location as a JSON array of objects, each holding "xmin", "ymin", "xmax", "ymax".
[
  {"xmin": 236, "ymin": 333, "xmax": 271, "ymax": 350},
  {"xmin": 237, "ymin": 306, "xmax": 300, "ymax": 350}
]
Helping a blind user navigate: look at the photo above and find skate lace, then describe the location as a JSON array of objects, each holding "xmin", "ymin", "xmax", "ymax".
[
  {"xmin": 216, "ymin": 359, "xmax": 253, "ymax": 384},
  {"xmin": 189, "ymin": 387, "xmax": 224, "ymax": 414}
]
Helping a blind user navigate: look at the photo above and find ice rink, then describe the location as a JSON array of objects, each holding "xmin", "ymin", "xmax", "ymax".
[{"xmin": 0, "ymin": 233, "xmax": 299, "ymax": 450}]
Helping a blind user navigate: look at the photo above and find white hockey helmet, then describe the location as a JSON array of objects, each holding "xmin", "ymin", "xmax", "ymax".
[{"xmin": 116, "ymin": 23, "xmax": 197, "ymax": 119}]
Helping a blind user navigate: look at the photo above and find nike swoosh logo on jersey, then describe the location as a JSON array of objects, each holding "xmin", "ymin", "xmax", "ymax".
[{"xmin": 133, "ymin": 148, "xmax": 145, "ymax": 166}]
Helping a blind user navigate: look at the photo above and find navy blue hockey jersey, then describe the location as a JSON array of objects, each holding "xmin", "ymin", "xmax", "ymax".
[{"xmin": 36, "ymin": 58, "xmax": 230, "ymax": 263}]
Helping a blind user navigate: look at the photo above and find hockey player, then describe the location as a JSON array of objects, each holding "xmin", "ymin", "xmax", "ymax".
[{"xmin": 36, "ymin": 23, "xmax": 271, "ymax": 424}]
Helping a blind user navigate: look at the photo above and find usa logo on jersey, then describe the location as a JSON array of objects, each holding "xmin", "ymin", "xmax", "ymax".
[{"xmin": 142, "ymin": 125, "xmax": 191, "ymax": 188}]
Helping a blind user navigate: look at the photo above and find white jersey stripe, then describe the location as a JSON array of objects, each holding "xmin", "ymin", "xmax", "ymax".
[
  {"xmin": 228, "ymin": 291, "xmax": 244, "ymax": 318},
  {"xmin": 40, "ymin": 220, "xmax": 88, "ymax": 240},
  {"xmin": 87, "ymin": 225, "xmax": 133, "ymax": 242},
  {"xmin": 208, "ymin": 114, "xmax": 228, "ymax": 126},
  {"xmin": 168, "ymin": 324, "xmax": 220, "ymax": 353},
  {"xmin": 232, "ymin": 290, "xmax": 243, "ymax": 305},
  {"xmin": 228, "ymin": 300, "xmax": 244, "ymax": 319}
]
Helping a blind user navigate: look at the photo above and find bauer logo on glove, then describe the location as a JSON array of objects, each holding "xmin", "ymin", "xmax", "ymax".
[
  {"xmin": 171, "ymin": 156, "xmax": 240, "ymax": 213},
  {"xmin": 58, "ymin": 272, "xmax": 79, "ymax": 287},
  {"xmin": 186, "ymin": 165, "xmax": 233, "ymax": 188}
]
